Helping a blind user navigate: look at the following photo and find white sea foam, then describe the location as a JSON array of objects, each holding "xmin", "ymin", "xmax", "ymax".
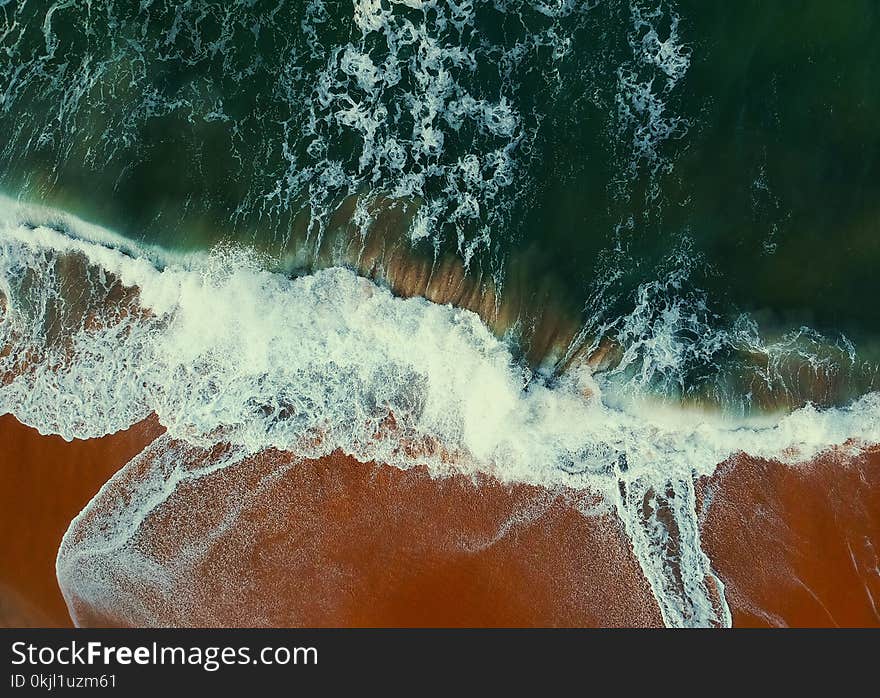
[
  {"xmin": 1, "ymin": 198, "xmax": 878, "ymax": 626},
  {"xmin": 613, "ymin": 0, "xmax": 691, "ymax": 201},
  {"xmin": 271, "ymin": 0, "xmax": 590, "ymax": 272},
  {"xmin": 1, "ymin": 0, "xmax": 592, "ymax": 280}
]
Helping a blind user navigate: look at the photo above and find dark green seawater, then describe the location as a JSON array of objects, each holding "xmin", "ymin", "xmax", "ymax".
[{"xmin": 1, "ymin": 0, "xmax": 878, "ymax": 412}]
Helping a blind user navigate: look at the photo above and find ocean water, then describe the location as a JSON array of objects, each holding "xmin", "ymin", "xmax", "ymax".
[{"xmin": 1, "ymin": 0, "xmax": 879, "ymax": 627}]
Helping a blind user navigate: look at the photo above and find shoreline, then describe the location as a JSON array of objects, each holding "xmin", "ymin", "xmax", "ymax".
[
  {"xmin": 3, "ymin": 195, "xmax": 877, "ymax": 416},
  {"xmin": 1, "ymin": 414, "xmax": 877, "ymax": 627}
]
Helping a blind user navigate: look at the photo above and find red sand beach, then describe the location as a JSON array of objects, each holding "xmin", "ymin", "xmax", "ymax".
[
  {"xmin": 0, "ymin": 415, "xmax": 162, "ymax": 627},
  {"xmin": 1, "ymin": 414, "xmax": 878, "ymax": 627}
]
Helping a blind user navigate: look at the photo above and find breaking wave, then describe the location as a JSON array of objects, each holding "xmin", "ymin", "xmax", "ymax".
[{"xmin": 2, "ymin": 197, "xmax": 878, "ymax": 627}]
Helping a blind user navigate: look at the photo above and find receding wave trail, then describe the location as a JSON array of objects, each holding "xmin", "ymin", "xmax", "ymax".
[{"xmin": 2, "ymin": 199, "xmax": 878, "ymax": 627}]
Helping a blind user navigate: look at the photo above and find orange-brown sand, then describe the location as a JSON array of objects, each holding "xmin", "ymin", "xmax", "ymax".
[
  {"xmin": 2, "ymin": 414, "xmax": 878, "ymax": 627},
  {"xmin": 698, "ymin": 446, "xmax": 880, "ymax": 627},
  {"xmin": 61, "ymin": 439, "xmax": 662, "ymax": 627},
  {"xmin": 0, "ymin": 414, "xmax": 162, "ymax": 627}
]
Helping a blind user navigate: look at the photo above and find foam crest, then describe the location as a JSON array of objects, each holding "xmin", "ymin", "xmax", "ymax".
[{"xmin": 2, "ymin": 200, "xmax": 879, "ymax": 626}]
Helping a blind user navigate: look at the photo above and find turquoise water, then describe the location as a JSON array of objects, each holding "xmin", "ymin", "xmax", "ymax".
[{"xmin": 1, "ymin": 0, "xmax": 878, "ymax": 411}]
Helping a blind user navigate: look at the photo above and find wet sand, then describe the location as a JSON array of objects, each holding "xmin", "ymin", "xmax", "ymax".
[
  {"xmin": 2, "ymin": 414, "xmax": 878, "ymax": 627},
  {"xmin": 0, "ymin": 414, "xmax": 162, "ymax": 627},
  {"xmin": 59, "ymin": 437, "xmax": 663, "ymax": 627},
  {"xmin": 699, "ymin": 446, "xmax": 880, "ymax": 627}
]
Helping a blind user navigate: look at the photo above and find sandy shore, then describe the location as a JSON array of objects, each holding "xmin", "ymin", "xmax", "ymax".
[
  {"xmin": 1, "ymin": 414, "xmax": 877, "ymax": 627},
  {"xmin": 0, "ymin": 414, "xmax": 162, "ymax": 626},
  {"xmin": 699, "ymin": 445, "xmax": 880, "ymax": 627}
]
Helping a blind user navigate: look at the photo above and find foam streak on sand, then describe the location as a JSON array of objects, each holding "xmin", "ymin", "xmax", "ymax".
[{"xmin": 1, "ymin": 199, "xmax": 879, "ymax": 627}]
